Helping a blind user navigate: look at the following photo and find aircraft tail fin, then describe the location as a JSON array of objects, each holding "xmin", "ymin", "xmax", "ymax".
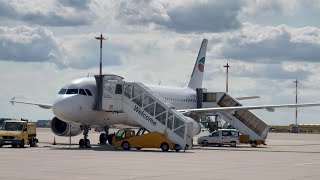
[{"xmin": 187, "ymin": 39, "xmax": 208, "ymax": 89}]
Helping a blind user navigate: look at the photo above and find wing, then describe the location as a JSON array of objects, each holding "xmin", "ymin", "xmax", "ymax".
[
  {"xmin": 235, "ymin": 96, "xmax": 260, "ymax": 100},
  {"xmin": 10, "ymin": 97, "xmax": 52, "ymax": 109},
  {"xmin": 178, "ymin": 103, "xmax": 320, "ymax": 114}
]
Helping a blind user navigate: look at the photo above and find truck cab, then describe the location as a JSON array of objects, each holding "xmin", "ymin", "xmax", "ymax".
[
  {"xmin": 197, "ymin": 129, "xmax": 240, "ymax": 147},
  {"xmin": 0, "ymin": 120, "xmax": 38, "ymax": 148}
]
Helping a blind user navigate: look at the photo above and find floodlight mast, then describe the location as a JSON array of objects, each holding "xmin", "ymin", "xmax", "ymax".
[
  {"xmin": 223, "ymin": 63, "xmax": 231, "ymax": 93},
  {"xmin": 293, "ymin": 79, "xmax": 299, "ymax": 129},
  {"xmin": 95, "ymin": 33, "xmax": 107, "ymax": 76}
]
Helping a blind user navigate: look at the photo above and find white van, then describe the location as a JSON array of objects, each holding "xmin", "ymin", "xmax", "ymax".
[{"xmin": 197, "ymin": 129, "xmax": 240, "ymax": 147}]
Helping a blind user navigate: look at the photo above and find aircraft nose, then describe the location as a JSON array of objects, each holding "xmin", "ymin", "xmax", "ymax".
[{"xmin": 52, "ymin": 97, "xmax": 72, "ymax": 120}]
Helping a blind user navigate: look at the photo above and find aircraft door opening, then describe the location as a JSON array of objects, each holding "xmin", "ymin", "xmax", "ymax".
[{"xmin": 102, "ymin": 83, "xmax": 123, "ymax": 112}]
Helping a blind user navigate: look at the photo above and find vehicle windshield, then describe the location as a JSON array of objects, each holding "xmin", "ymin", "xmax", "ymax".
[
  {"xmin": 211, "ymin": 131, "xmax": 219, "ymax": 136},
  {"xmin": 2, "ymin": 122, "xmax": 24, "ymax": 131},
  {"xmin": 116, "ymin": 129, "xmax": 125, "ymax": 138}
]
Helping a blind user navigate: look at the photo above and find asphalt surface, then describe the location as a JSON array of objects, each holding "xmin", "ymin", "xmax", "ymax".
[{"xmin": 1, "ymin": 128, "xmax": 320, "ymax": 180}]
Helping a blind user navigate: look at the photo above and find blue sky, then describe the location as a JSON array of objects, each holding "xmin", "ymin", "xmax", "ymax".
[{"xmin": 1, "ymin": 0, "xmax": 320, "ymax": 125}]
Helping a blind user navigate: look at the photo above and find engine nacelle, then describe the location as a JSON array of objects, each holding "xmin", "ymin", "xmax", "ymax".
[
  {"xmin": 51, "ymin": 117, "xmax": 82, "ymax": 137},
  {"xmin": 184, "ymin": 116, "xmax": 201, "ymax": 137}
]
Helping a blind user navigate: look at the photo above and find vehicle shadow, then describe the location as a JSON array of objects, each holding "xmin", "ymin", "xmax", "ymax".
[{"xmin": 193, "ymin": 144, "xmax": 320, "ymax": 154}]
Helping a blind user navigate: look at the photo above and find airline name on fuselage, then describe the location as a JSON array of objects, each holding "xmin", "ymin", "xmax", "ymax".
[{"xmin": 134, "ymin": 105, "xmax": 157, "ymax": 126}]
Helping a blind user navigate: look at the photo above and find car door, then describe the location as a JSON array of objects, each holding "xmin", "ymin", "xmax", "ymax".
[
  {"xmin": 208, "ymin": 131, "xmax": 220, "ymax": 144},
  {"xmin": 221, "ymin": 130, "xmax": 230, "ymax": 143}
]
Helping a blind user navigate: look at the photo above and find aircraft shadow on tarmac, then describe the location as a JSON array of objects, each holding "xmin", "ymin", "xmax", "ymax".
[
  {"xmin": 46, "ymin": 143, "xmax": 194, "ymax": 153},
  {"xmin": 38, "ymin": 142, "xmax": 320, "ymax": 154}
]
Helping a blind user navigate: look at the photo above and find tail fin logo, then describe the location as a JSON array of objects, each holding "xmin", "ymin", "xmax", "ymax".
[{"xmin": 197, "ymin": 57, "xmax": 205, "ymax": 72}]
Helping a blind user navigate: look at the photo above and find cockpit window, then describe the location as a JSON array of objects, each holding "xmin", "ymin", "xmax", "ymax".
[
  {"xmin": 85, "ymin": 89, "xmax": 92, "ymax": 96},
  {"xmin": 79, "ymin": 89, "xmax": 87, "ymax": 96},
  {"xmin": 58, "ymin": 88, "xmax": 67, "ymax": 94},
  {"xmin": 66, "ymin": 89, "xmax": 78, "ymax": 94}
]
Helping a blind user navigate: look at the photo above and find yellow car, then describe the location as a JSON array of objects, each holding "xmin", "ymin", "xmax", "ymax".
[{"xmin": 112, "ymin": 128, "xmax": 181, "ymax": 152}]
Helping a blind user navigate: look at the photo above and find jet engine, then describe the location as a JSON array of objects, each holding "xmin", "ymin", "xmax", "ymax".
[{"xmin": 51, "ymin": 117, "xmax": 82, "ymax": 136}]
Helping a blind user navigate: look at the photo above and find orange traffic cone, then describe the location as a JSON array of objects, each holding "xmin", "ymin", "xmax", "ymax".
[{"xmin": 52, "ymin": 137, "xmax": 56, "ymax": 145}]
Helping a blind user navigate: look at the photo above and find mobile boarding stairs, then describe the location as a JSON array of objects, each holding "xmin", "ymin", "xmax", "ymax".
[{"xmin": 94, "ymin": 74, "xmax": 197, "ymax": 151}]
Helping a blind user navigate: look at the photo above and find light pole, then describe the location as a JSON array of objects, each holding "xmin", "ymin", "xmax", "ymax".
[
  {"xmin": 223, "ymin": 63, "xmax": 230, "ymax": 92},
  {"xmin": 95, "ymin": 33, "xmax": 107, "ymax": 76},
  {"xmin": 293, "ymin": 79, "xmax": 299, "ymax": 133}
]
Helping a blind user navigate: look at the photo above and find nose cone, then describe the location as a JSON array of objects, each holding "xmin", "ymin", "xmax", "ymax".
[{"xmin": 52, "ymin": 96, "xmax": 73, "ymax": 121}]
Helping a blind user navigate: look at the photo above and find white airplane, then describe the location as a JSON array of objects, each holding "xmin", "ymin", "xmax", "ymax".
[{"xmin": 10, "ymin": 39, "xmax": 320, "ymax": 148}]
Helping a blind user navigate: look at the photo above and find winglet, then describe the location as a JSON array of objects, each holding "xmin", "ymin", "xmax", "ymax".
[{"xmin": 10, "ymin": 97, "xmax": 15, "ymax": 106}]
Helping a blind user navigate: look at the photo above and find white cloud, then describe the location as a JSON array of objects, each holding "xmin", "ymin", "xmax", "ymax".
[
  {"xmin": 0, "ymin": 26, "xmax": 65, "ymax": 66},
  {"xmin": 242, "ymin": 0, "xmax": 299, "ymax": 16},
  {"xmin": 0, "ymin": 0, "xmax": 96, "ymax": 26},
  {"xmin": 212, "ymin": 23, "xmax": 320, "ymax": 62},
  {"xmin": 115, "ymin": 0, "xmax": 243, "ymax": 33}
]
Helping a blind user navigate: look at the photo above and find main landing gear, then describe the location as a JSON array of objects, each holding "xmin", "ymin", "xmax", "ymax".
[
  {"xmin": 99, "ymin": 126, "xmax": 114, "ymax": 145},
  {"xmin": 79, "ymin": 125, "xmax": 91, "ymax": 148}
]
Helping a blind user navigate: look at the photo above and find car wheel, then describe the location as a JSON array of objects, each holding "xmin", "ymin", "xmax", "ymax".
[
  {"xmin": 161, "ymin": 143, "xmax": 169, "ymax": 152},
  {"xmin": 250, "ymin": 140, "xmax": 257, "ymax": 147},
  {"xmin": 136, "ymin": 147, "xmax": 142, "ymax": 150},
  {"xmin": 0, "ymin": 144, "xmax": 3, "ymax": 148},
  {"xmin": 230, "ymin": 141, "xmax": 237, "ymax": 147},
  {"xmin": 174, "ymin": 144, "xmax": 181, "ymax": 152},
  {"xmin": 202, "ymin": 141, "xmax": 208, "ymax": 147},
  {"xmin": 121, "ymin": 141, "xmax": 130, "ymax": 150},
  {"xmin": 12, "ymin": 144, "xmax": 17, "ymax": 148}
]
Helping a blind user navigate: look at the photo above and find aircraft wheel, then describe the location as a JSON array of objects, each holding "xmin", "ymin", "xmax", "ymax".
[
  {"xmin": 161, "ymin": 143, "xmax": 169, "ymax": 152},
  {"xmin": 99, "ymin": 133, "xmax": 106, "ymax": 144},
  {"xmin": 79, "ymin": 139, "xmax": 85, "ymax": 148},
  {"xmin": 121, "ymin": 141, "xmax": 130, "ymax": 150},
  {"xmin": 85, "ymin": 139, "xmax": 91, "ymax": 148}
]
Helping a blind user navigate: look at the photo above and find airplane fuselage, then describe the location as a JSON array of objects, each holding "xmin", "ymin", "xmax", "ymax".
[{"xmin": 52, "ymin": 77, "xmax": 199, "ymax": 127}]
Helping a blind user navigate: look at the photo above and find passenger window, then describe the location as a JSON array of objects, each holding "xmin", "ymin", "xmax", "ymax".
[
  {"xmin": 79, "ymin": 89, "xmax": 87, "ymax": 96},
  {"xmin": 66, "ymin": 89, "xmax": 78, "ymax": 94},
  {"xmin": 58, "ymin": 88, "xmax": 67, "ymax": 94},
  {"xmin": 230, "ymin": 131, "xmax": 238, "ymax": 137},
  {"xmin": 115, "ymin": 84, "xmax": 123, "ymax": 94},
  {"xmin": 222, "ymin": 131, "xmax": 232, "ymax": 136},
  {"xmin": 85, "ymin": 89, "xmax": 92, "ymax": 96}
]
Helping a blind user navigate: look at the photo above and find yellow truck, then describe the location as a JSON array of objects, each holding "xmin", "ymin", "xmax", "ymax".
[
  {"xmin": 112, "ymin": 128, "xmax": 181, "ymax": 152},
  {"xmin": 0, "ymin": 120, "xmax": 38, "ymax": 148}
]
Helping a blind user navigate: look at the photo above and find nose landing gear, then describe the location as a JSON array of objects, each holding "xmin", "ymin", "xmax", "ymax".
[{"xmin": 79, "ymin": 125, "xmax": 91, "ymax": 148}]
